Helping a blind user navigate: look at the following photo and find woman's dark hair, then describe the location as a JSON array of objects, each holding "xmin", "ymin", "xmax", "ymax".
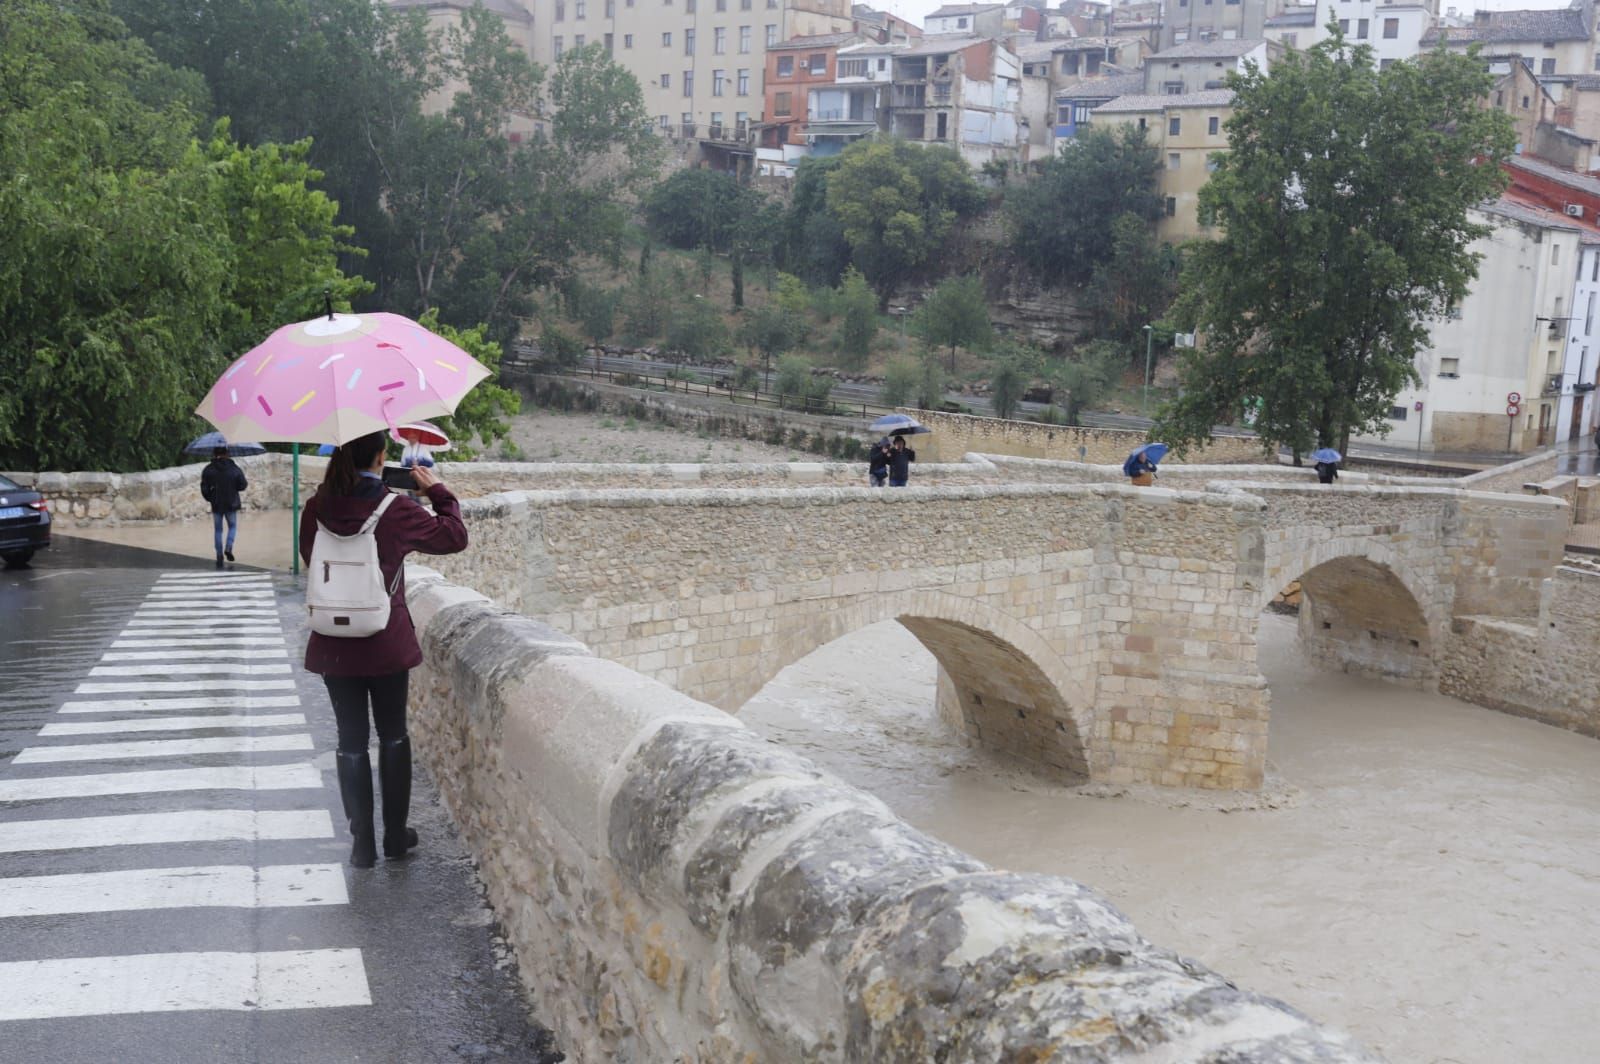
[{"xmin": 320, "ymin": 431, "xmax": 388, "ymax": 497}]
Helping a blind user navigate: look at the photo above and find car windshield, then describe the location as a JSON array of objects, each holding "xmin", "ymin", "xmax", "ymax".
[{"xmin": 0, "ymin": 474, "xmax": 18, "ymax": 491}]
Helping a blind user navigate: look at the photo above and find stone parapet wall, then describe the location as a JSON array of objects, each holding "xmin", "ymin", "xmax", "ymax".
[
  {"xmin": 402, "ymin": 566, "xmax": 1379, "ymax": 1064},
  {"xmin": 433, "ymin": 457, "xmax": 995, "ymax": 495},
  {"xmin": 1458, "ymin": 448, "xmax": 1561, "ymax": 494},
  {"xmin": 907, "ymin": 410, "xmax": 1272, "ymax": 464},
  {"xmin": 1441, "ymin": 567, "xmax": 1600, "ymax": 739},
  {"xmin": 4, "ymin": 453, "xmax": 301, "ymax": 526}
]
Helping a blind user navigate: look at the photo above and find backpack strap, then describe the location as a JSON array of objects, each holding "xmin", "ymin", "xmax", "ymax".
[{"xmin": 358, "ymin": 492, "xmax": 399, "ymax": 536}]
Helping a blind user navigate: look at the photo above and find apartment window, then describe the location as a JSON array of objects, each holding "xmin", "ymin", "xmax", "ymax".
[
  {"xmin": 766, "ymin": 24, "xmax": 778, "ymax": 46},
  {"xmin": 742, "ymin": 0, "xmax": 751, "ymax": 8},
  {"xmin": 713, "ymin": 69, "xmax": 726, "ymax": 95},
  {"xmin": 662, "ymin": 31, "xmax": 672, "ymax": 46},
  {"xmin": 767, "ymin": 0, "xmax": 776, "ymax": 7},
  {"xmin": 1542, "ymin": 57, "xmax": 1557, "ymax": 75},
  {"xmin": 575, "ymin": 0, "xmax": 586, "ymax": 17},
  {"xmin": 1439, "ymin": 358, "xmax": 1460, "ymax": 378},
  {"xmin": 554, "ymin": 35, "xmax": 564, "ymax": 57},
  {"xmin": 1389, "ymin": 405, "xmax": 1408, "ymax": 421},
  {"xmin": 1338, "ymin": 18, "xmax": 1349, "ymax": 33},
  {"xmin": 809, "ymin": 53, "xmax": 827, "ymax": 75},
  {"xmin": 777, "ymin": 55, "xmax": 794, "ymax": 76},
  {"xmin": 878, "ymin": 58, "xmax": 886, "ymax": 71},
  {"xmin": 957, "ymin": 16, "xmax": 968, "ymax": 27},
  {"xmin": 606, "ymin": 0, "xmax": 615, "ymax": 13},
  {"xmin": 774, "ymin": 91, "xmax": 792, "ymax": 115},
  {"xmin": 625, "ymin": 33, "xmax": 633, "ymax": 47},
  {"xmin": 683, "ymin": 70, "xmax": 694, "ymax": 95},
  {"xmin": 575, "ymin": 34, "xmax": 585, "ymax": 47},
  {"xmin": 1382, "ymin": 17, "xmax": 1398, "ymax": 38},
  {"xmin": 1165, "ymin": 196, "xmax": 1176, "ymax": 217},
  {"xmin": 1592, "ymin": 251, "xmax": 1599, "ymax": 282},
  {"xmin": 1206, "ymin": 153, "xmax": 1220, "ymax": 172},
  {"xmin": 1594, "ymin": 53, "xmax": 1600, "ymax": 71},
  {"xmin": 1586, "ymin": 292, "xmax": 1595, "ymax": 334},
  {"xmin": 1446, "ymin": 302, "xmax": 1462, "ymax": 319},
  {"xmin": 839, "ymin": 58, "xmax": 867, "ymax": 77},
  {"xmin": 661, "ymin": 72, "xmax": 671, "ymax": 88},
  {"xmin": 1356, "ymin": 18, "xmax": 1368, "ymax": 39},
  {"xmin": 716, "ymin": 0, "xmax": 725, "ymax": 9},
  {"xmin": 735, "ymin": 110, "xmax": 748, "ymax": 128},
  {"xmin": 1380, "ymin": 58, "xmax": 1395, "ymax": 70},
  {"xmin": 1168, "ymin": 152, "xmax": 1181, "ymax": 170},
  {"xmin": 1523, "ymin": 95, "xmax": 1531, "ymax": 109},
  {"xmin": 1208, "ymin": 115, "xmax": 1219, "ymax": 135},
  {"xmin": 681, "ymin": 111, "xmax": 693, "ymax": 130},
  {"xmin": 711, "ymin": 110, "xmax": 724, "ymax": 130},
  {"xmin": 659, "ymin": 115, "xmax": 669, "ymax": 129},
  {"xmin": 715, "ymin": 27, "xmax": 726, "ymax": 54},
  {"xmin": 685, "ymin": 29, "xmax": 695, "ymax": 55},
  {"xmin": 1169, "ymin": 116, "xmax": 1181, "ymax": 135},
  {"xmin": 740, "ymin": 26, "xmax": 751, "ymax": 53},
  {"xmin": 1282, "ymin": 32, "xmax": 1297, "ymax": 48},
  {"xmin": 687, "ymin": 0, "xmax": 695, "ymax": 8},
  {"xmin": 555, "ymin": 0, "xmax": 565, "ymax": 19},
  {"xmin": 1554, "ymin": 243, "xmax": 1562, "ymax": 265},
  {"xmin": 737, "ymin": 68, "xmax": 750, "ymax": 95}
]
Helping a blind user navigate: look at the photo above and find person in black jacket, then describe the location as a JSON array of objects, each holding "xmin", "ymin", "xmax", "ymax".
[
  {"xmin": 1314, "ymin": 459, "xmax": 1339, "ymax": 484},
  {"xmin": 867, "ymin": 437, "xmax": 891, "ymax": 486},
  {"xmin": 888, "ymin": 436, "xmax": 915, "ymax": 487},
  {"xmin": 200, "ymin": 447, "xmax": 248, "ymax": 566}
]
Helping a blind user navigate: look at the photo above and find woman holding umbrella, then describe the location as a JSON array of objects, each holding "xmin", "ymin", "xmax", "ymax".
[{"xmin": 1312, "ymin": 448, "xmax": 1342, "ymax": 484}]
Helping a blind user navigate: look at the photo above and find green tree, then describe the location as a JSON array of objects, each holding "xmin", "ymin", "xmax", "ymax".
[
  {"xmin": 1005, "ymin": 125, "xmax": 1162, "ymax": 285},
  {"xmin": 914, "ymin": 349, "xmax": 949, "ymax": 411},
  {"xmin": 825, "ymin": 139, "xmax": 986, "ymax": 305},
  {"xmin": 738, "ymin": 302, "xmax": 806, "ymax": 378},
  {"xmin": 834, "ymin": 267, "xmax": 879, "ymax": 369},
  {"xmin": 566, "ymin": 280, "xmax": 617, "ymax": 344},
  {"xmin": 880, "ymin": 359, "xmax": 920, "ymax": 408},
  {"xmin": 417, "ymin": 310, "xmax": 521, "ymax": 457},
  {"xmin": 1050, "ymin": 341, "xmax": 1123, "ymax": 427},
  {"xmin": 666, "ymin": 295, "xmax": 730, "ymax": 360},
  {"xmin": 1086, "ymin": 213, "xmax": 1180, "ymax": 352},
  {"xmin": 0, "ymin": 0, "xmax": 360, "ymax": 471},
  {"xmin": 1156, "ymin": 35, "xmax": 1515, "ymax": 457},
  {"xmin": 643, "ymin": 168, "xmax": 742, "ymax": 250},
  {"xmin": 782, "ymin": 155, "xmax": 851, "ymax": 286},
  {"xmin": 916, "ymin": 275, "xmax": 992, "ymax": 372},
  {"xmin": 619, "ymin": 265, "xmax": 680, "ymax": 342},
  {"xmin": 775, "ymin": 355, "xmax": 833, "ymax": 411}
]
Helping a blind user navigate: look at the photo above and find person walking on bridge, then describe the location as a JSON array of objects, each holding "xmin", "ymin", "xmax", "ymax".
[
  {"xmin": 300, "ymin": 431, "xmax": 469, "ymax": 868},
  {"xmin": 868, "ymin": 437, "xmax": 891, "ymax": 487},
  {"xmin": 200, "ymin": 446, "xmax": 248, "ymax": 566},
  {"xmin": 888, "ymin": 435, "xmax": 916, "ymax": 487}
]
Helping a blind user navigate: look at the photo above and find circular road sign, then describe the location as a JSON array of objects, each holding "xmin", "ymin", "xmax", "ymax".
[
  {"xmin": 1508, "ymin": 391, "xmax": 1523, "ymax": 404},
  {"xmin": 1507, "ymin": 403, "xmax": 1522, "ymax": 417}
]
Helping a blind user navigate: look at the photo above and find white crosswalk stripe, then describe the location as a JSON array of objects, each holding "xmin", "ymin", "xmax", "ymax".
[
  {"xmin": 14, "ymin": 734, "xmax": 315, "ymax": 764},
  {"xmin": 0, "ymin": 864, "xmax": 349, "ymax": 918},
  {"xmin": 0, "ymin": 949, "xmax": 371, "ymax": 1020},
  {"xmin": 0, "ymin": 763, "xmax": 321, "ymax": 801},
  {"xmin": 39, "ymin": 713, "xmax": 307, "ymax": 737},
  {"xmin": 0, "ymin": 570, "xmax": 372, "ymax": 1028}
]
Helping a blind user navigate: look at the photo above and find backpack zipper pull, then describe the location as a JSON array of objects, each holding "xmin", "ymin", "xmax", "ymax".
[{"xmin": 323, "ymin": 560, "xmax": 330, "ymax": 582}]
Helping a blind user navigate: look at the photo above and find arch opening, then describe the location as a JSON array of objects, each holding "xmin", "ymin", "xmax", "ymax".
[{"xmin": 1271, "ymin": 555, "xmax": 1435, "ymax": 689}]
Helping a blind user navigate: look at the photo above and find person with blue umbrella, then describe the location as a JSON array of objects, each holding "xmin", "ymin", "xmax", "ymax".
[
  {"xmin": 1312, "ymin": 447, "xmax": 1342, "ymax": 484},
  {"xmin": 198, "ymin": 440, "xmax": 250, "ymax": 566},
  {"xmin": 1123, "ymin": 442, "xmax": 1167, "ymax": 486}
]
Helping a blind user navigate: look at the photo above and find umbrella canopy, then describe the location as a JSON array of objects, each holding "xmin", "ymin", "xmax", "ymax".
[
  {"xmin": 183, "ymin": 431, "xmax": 265, "ymax": 457},
  {"xmin": 194, "ymin": 312, "xmax": 492, "ymax": 445},
  {"xmin": 870, "ymin": 413, "xmax": 928, "ymax": 436},
  {"xmin": 391, "ymin": 421, "xmax": 452, "ymax": 451},
  {"xmin": 1312, "ymin": 448, "xmax": 1342, "ymax": 464},
  {"xmin": 1129, "ymin": 442, "xmax": 1169, "ymax": 464},
  {"xmin": 316, "ymin": 444, "xmax": 336, "ymax": 457}
]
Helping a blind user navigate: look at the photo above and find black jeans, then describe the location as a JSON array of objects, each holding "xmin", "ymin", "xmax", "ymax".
[{"xmin": 323, "ymin": 671, "xmax": 409, "ymax": 754}]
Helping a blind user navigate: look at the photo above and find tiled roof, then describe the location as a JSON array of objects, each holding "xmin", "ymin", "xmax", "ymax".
[
  {"xmin": 1482, "ymin": 196, "xmax": 1582, "ymax": 232},
  {"xmin": 896, "ymin": 34, "xmax": 989, "ymax": 56},
  {"xmin": 1422, "ymin": 9, "xmax": 1590, "ymax": 45},
  {"xmin": 768, "ymin": 32, "xmax": 863, "ymax": 51},
  {"xmin": 1092, "ymin": 87, "xmax": 1234, "ymax": 112},
  {"xmin": 927, "ymin": 3, "xmax": 1003, "ymax": 16},
  {"xmin": 1508, "ymin": 153, "xmax": 1600, "ymax": 197},
  {"xmin": 1149, "ymin": 38, "xmax": 1268, "ymax": 60},
  {"xmin": 1572, "ymin": 75, "xmax": 1600, "ymax": 91},
  {"xmin": 1055, "ymin": 71, "xmax": 1145, "ymax": 100},
  {"xmin": 1265, "ymin": 8, "xmax": 1317, "ymax": 27},
  {"xmin": 389, "ymin": 0, "xmax": 533, "ymax": 17},
  {"xmin": 1052, "ymin": 36, "xmax": 1129, "ymax": 51},
  {"xmin": 1013, "ymin": 39, "xmax": 1060, "ymax": 63}
]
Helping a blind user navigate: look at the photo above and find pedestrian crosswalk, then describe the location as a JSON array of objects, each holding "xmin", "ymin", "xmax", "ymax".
[{"xmin": 0, "ymin": 570, "xmax": 373, "ymax": 1025}]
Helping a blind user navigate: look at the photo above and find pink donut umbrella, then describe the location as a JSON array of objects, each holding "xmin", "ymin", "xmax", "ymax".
[{"xmin": 195, "ymin": 312, "xmax": 491, "ymax": 445}]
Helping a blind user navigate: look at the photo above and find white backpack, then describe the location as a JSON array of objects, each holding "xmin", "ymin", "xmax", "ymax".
[{"xmin": 307, "ymin": 493, "xmax": 401, "ymax": 637}]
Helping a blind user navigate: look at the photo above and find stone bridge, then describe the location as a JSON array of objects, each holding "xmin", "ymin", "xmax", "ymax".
[{"xmin": 427, "ymin": 461, "xmax": 1570, "ymax": 791}]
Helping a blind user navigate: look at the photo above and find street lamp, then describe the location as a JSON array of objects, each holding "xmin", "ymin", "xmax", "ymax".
[{"xmin": 1142, "ymin": 324, "xmax": 1154, "ymax": 416}]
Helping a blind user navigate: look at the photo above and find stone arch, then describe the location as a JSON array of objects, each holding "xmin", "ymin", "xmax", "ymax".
[
  {"xmin": 730, "ymin": 591, "xmax": 1092, "ymax": 782},
  {"xmin": 1263, "ymin": 540, "xmax": 1438, "ymax": 689}
]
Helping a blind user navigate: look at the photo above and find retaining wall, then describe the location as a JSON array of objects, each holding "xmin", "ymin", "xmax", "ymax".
[
  {"xmin": 402, "ymin": 565, "xmax": 1379, "ymax": 1063},
  {"xmin": 3, "ymin": 453, "xmax": 299, "ymax": 526},
  {"xmin": 908, "ymin": 410, "xmax": 1271, "ymax": 464}
]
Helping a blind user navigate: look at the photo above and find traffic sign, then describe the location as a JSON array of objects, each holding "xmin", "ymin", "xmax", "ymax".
[
  {"xmin": 1507, "ymin": 403, "xmax": 1522, "ymax": 417},
  {"xmin": 1414, "ymin": 400, "xmax": 1424, "ymax": 412},
  {"xmin": 1508, "ymin": 391, "xmax": 1522, "ymax": 404}
]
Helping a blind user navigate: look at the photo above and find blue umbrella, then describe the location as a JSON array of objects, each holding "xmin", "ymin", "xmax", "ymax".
[
  {"xmin": 316, "ymin": 444, "xmax": 336, "ymax": 457},
  {"xmin": 183, "ymin": 431, "xmax": 266, "ymax": 457},
  {"xmin": 869, "ymin": 413, "xmax": 930, "ymax": 436},
  {"xmin": 1123, "ymin": 442, "xmax": 1168, "ymax": 478},
  {"xmin": 1312, "ymin": 448, "xmax": 1342, "ymax": 464}
]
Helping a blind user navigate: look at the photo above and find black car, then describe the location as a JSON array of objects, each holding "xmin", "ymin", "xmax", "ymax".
[{"xmin": 0, "ymin": 474, "xmax": 51, "ymax": 567}]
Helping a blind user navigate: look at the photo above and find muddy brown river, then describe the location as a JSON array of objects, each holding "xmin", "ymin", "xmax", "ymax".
[{"xmin": 740, "ymin": 613, "xmax": 1600, "ymax": 1064}]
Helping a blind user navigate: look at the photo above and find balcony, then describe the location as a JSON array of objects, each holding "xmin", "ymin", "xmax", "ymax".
[{"xmin": 892, "ymin": 85, "xmax": 926, "ymax": 108}]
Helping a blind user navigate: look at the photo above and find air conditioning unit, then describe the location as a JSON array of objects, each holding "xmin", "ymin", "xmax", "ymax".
[{"xmin": 1566, "ymin": 203, "xmax": 1585, "ymax": 217}]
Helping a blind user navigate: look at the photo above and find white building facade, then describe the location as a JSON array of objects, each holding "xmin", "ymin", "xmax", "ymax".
[
  {"xmin": 1313, "ymin": 0, "xmax": 1433, "ymax": 64},
  {"xmin": 1558, "ymin": 242, "xmax": 1600, "ymax": 443}
]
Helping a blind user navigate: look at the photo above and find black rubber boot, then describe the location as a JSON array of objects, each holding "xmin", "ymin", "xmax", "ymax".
[
  {"xmin": 336, "ymin": 751, "xmax": 378, "ymax": 869},
  {"xmin": 378, "ymin": 737, "xmax": 418, "ymax": 859}
]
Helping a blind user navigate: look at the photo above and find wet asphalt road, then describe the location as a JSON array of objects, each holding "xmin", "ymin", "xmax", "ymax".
[{"xmin": 0, "ymin": 536, "xmax": 561, "ymax": 1064}]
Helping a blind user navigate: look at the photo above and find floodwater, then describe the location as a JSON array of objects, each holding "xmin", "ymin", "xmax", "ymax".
[{"xmin": 740, "ymin": 614, "xmax": 1600, "ymax": 1064}]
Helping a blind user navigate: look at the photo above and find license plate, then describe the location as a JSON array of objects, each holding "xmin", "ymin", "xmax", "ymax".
[{"xmin": 0, "ymin": 506, "xmax": 28, "ymax": 520}]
